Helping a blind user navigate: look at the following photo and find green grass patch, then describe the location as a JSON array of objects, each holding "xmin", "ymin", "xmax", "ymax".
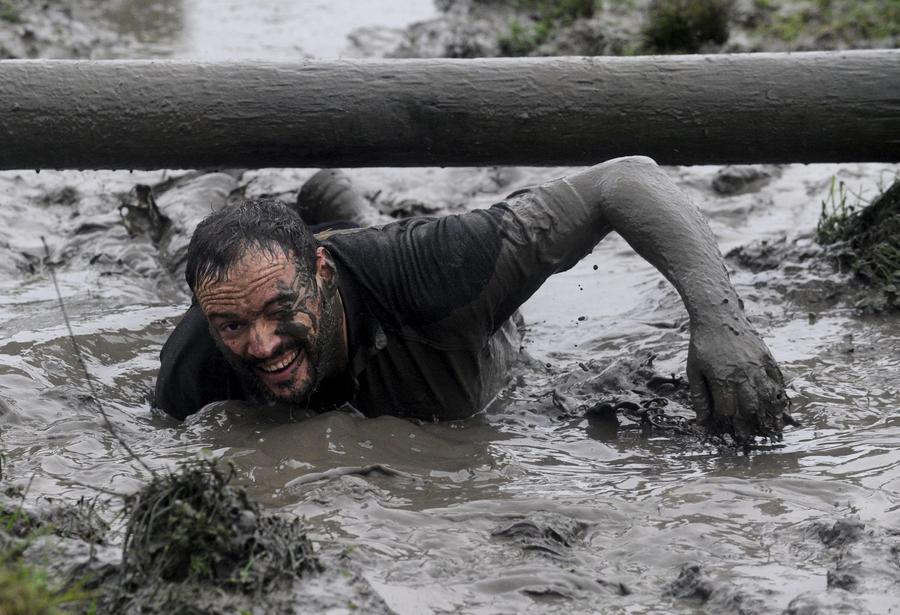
[
  {"xmin": 499, "ymin": 0, "xmax": 600, "ymax": 55},
  {"xmin": 0, "ymin": 491, "xmax": 97, "ymax": 615},
  {"xmin": 754, "ymin": 0, "xmax": 900, "ymax": 43},
  {"xmin": 0, "ymin": 0, "xmax": 20, "ymax": 24},
  {"xmin": 818, "ymin": 175, "xmax": 900, "ymax": 287},
  {"xmin": 642, "ymin": 0, "xmax": 734, "ymax": 53},
  {"xmin": 0, "ymin": 558, "xmax": 94, "ymax": 615}
]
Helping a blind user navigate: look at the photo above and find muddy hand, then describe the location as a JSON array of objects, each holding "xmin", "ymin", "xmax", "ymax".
[{"xmin": 686, "ymin": 322, "xmax": 792, "ymax": 442}]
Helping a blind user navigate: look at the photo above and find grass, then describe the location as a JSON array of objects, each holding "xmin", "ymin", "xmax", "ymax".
[
  {"xmin": 0, "ymin": 0, "xmax": 20, "ymax": 23},
  {"xmin": 754, "ymin": 0, "xmax": 900, "ymax": 44},
  {"xmin": 817, "ymin": 175, "xmax": 900, "ymax": 287},
  {"xmin": 498, "ymin": 0, "xmax": 599, "ymax": 55},
  {"xmin": 642, "ymin": 0, "xmax": 734, "ymax": 53},
  {"xmin": 0, "ymin": 557, "xmax": 94, "ymax": 615},
  {"xmin": 816, "ymin": 176, "xmax": 858, "ymax": 244},
  {"xmin": 115, "ymin": 458, "xmax": 319, "ymax": 600},
  {"xmin": 0, "ymin": 485, "xmax": 96, "ymax": 615}
]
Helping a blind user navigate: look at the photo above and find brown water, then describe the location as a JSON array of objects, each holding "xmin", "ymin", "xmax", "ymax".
[{"xmin": 2, "ymin": 3, "xmax": 900, "ymax": 613}]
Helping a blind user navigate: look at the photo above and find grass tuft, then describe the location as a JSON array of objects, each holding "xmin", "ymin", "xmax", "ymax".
[
  {"xmin": 754, "ymin": 0, "xmax": 900, "ymax": 44},
  {"xmin": 0, "ymin": 559, "xmax": 93, "ymax": 615},
  {"xmin": 817, "ymin": 175, "xmax": 900, "ymax": 288},
  {"xmin": 499, "ymin": 0, "xmax": 599, "ymax": 55},
  {"xmin": 0, "ymin": 0, "xmax": 20, "ymax": 24},
  {"xmin": 115, "ymin": 457, "xmax": 319, "ymax": 601},
  {"xmin": 642, "ymin": 0, "xmax": 734, "ymax": 53}
]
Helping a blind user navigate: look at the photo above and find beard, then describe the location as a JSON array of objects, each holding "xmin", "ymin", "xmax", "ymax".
[{"xmin": 212, "ymin": 287, "xmax": 344, "ymax": 408}]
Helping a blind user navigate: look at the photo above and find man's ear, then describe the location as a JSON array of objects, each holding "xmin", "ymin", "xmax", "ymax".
[{"xmin": 314, "ymin": 246, "xmax": 337, "ymax": 291}]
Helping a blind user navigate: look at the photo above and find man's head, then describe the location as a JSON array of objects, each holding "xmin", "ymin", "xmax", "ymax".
[{"xmin": 185, "ymin": 199, "xmax": 347, "ymax": 405}]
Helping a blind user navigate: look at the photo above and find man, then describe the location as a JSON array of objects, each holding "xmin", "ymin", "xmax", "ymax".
[{"xmin": 155, "ymin": 156, "xmax": 790, "ymax": 442}]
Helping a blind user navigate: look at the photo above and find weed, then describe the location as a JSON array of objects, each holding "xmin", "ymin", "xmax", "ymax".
[
  {"xmin": 754, "ymin": 0, "xmax": 900, "ymax": 44},
  {"xmin": 0, "ymin": 558, "xmax": 94, "ymax": 615},
  {"xmin": 0, "ymin": 483, "xmax": 98, "ymax": 614},
  {"xmin": 0, "ymin": 0, "xmax": 20, "ymax": 24},
  {"xmin": 642, "ymin": 0, "xmax": 734, "ymax": 53},
  {"xmin": 816, "ymin": 176, "xmax": 858, "ymax": 244},
  {"xmin": 499, "ymin": 0, "xmax": 600, "ymax": 55},
  {"xmin": 818, "ymin": 175, "xmax": 900, "ymax": 289},
  {"xmin": 113, "ymin": 457, "xmax": 319, "ymax": 608}
]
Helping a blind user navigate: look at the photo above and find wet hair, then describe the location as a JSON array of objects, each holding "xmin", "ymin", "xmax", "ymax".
[{"xmin": 185, "ymin": 198, "xmax": 318, "ymax": 292}]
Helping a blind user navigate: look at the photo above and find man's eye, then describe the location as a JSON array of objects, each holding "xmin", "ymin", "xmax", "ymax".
[
  {"xmin": 267, "ymin": 307, "xmax": 293, "ymax": 320},
  {"xmin": 220, "ymin": 322, "xmax": 244, "ymax": 334}
]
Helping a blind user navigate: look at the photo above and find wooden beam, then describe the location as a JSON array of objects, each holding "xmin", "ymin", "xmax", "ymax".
[{"xmin": 1, "ymin": 51, "xmax": 897, "ymax": 169}]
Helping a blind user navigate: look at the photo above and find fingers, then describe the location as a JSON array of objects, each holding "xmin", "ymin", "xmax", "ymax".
[
  {"xmin": 709, "ymin": 380, "xmax": 740, "ymax": 436},
  {"xmin": 687, "ymin": 362, "xmax": 713, "ymax": 426},
  {"xmin": 737, "ymin": 368, "xmax": 788, "ymax": 441},
  {"xmin": 732, "ymin": 377, "xmax": 761, "ymax": 442}
]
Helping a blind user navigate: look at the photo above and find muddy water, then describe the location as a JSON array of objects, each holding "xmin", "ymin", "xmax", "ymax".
[{"xmin": 2, "ymin": 3, "xmax": 900, "ymax": 614}]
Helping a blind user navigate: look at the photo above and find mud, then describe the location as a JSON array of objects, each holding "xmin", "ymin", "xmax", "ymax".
[
  {"xmin": 2, "ymin": 459, "xmax": 390, "ymax": 614},
  {"xmin": 490, "ymin": 511, "xmax": 587, "ymax": 558},
  {"xmin": 713, "ymin": 165, "xmax": 781, "ymax": 196},
  {"xmin": 2, "ymin": 2, "xmax": 900, "ymax": 614},
  {"xmin": 728, "ymin": 177, "xmax": 900, "ymax": 313},
  {"xmin": 0, "ymin": 0, "xmax": 150, "ymax": 60},
  {"xmin": 105, "ymin": 457, "xmax": 390, "ymax": 614},
  {"xmin": 0, "ymin": 488, "xmax": 119, "ymax": 609},
  {"xmin": 666, "ymin": 564, "xmax": 764, "ymax": 614}
]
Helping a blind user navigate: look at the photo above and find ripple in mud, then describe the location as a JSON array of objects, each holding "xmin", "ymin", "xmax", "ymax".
[
  {"xmin": 490, "ymin": 511, "xmax": 587, "ymax": 558},
  {"xmin": 666, "ymin": 563, "xmax": 764, "ymax": 615},
  {"xmin": 506, "ymin": 352, "xmax": 785, "ymax": 447}
]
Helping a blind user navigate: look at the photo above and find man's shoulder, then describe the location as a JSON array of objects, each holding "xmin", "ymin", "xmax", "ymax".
[{"xmin": 322, "ymin": 212, "xmax": 507, "ymax": 329}]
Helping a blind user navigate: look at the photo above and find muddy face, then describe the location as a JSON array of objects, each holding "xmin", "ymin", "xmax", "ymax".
[{"xmin": 196, "ymin": 246, "xmax": 346, "ymax": 405}]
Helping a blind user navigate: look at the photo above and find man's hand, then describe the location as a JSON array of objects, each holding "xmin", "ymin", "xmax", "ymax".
[
  {"xmin": 686, "ymin": 320, "xmax": 791, "ymax": 442},
  {"xmin": 564, "ymin": 157, "xmax": 795, "ymax": 442}
]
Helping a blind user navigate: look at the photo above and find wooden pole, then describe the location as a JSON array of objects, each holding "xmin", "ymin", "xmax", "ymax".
[{"xmin": 1, "ymin": 51, "xmax": 897, "ymax": 170}]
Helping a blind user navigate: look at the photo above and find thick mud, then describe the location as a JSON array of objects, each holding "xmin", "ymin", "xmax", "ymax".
[{"xmin": 2, "ymin": 2, "xmax": 900, "ymax": 614}]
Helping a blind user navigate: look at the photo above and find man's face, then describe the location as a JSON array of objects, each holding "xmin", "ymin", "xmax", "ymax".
[{"xmin": 196, "ymin": 247, "xmax": 342, "ymax": 404}]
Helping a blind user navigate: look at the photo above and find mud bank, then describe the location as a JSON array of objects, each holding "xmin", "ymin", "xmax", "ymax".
[
  {"xmin": 728, "ymin": 176, "xmax": 900, "ymax": 313},
  {"xmin": 0, "ymin": 0, "xmax": 149, "ymax": 60},
  {"xmin": 348, "ymin": 0, "xmax": 899, "ymax": 59},
  {"xmin": 1, "ymin": 459, "xmax": 389, "ymax": 614}
]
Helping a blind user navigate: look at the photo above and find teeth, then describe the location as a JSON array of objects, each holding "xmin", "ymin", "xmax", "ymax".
[{"xmin": 259, "ymin": 349, "xmax": 299, "ymax": 373}]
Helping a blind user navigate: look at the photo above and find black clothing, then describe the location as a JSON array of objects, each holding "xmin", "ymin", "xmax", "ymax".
[{"xmin": 155, "ymin": 179, "xmax": 602, "ymax": 420}]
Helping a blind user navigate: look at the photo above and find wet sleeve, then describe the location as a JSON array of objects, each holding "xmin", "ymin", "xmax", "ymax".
[
  {"xmin": 154, "ymin": 303, "xmax": 245, "ymax": 420},
  {"xmin": 470, "ymin": 178, "xmax": 609, "ymax": 330},
  {"xmin": 333, "ymin": 178, "xmax": 607, "ymax": 348}
]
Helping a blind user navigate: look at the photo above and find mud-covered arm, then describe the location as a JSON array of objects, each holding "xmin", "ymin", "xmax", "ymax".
[{"xmin": 560, "ymin": 156, "xmax": 789, "ymax": 441}]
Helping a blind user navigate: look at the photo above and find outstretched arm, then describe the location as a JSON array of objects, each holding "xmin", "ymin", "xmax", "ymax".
[{"xmin": 564, "ymin": 156, "xmax": 789, "ymax": 441}]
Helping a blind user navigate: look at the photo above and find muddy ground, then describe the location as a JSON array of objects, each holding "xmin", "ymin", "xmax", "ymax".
[
  {"xmin": 347, "ymin": 0, "xmax": 899, "ymax": 59},
  {"xmin": 2, "ymin": 0, "xmax": 899, "ymax": 613}
]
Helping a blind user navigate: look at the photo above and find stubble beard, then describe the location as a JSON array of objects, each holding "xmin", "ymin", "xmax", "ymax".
[{"xmin": 213, "ymin": 287, "xmax": 343, "ymax": 407}]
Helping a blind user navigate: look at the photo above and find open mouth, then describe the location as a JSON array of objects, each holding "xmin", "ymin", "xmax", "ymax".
[{"xmin": 257, "ymin": 348, "xmax": 301, "ymax": 375}]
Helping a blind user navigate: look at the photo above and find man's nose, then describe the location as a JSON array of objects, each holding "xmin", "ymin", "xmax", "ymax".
[{"xmin": 246, "ymin": 320, "xmax": 280, "ymax": 359}]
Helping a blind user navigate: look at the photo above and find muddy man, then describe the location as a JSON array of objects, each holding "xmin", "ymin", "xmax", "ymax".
[{"xmin": 155, "ymin": 157, "xmax": 791, "ymax": 442}]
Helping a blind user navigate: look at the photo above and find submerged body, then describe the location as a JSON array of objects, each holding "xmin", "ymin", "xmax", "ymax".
[{"xmin": 156, "ymin": 157, "xmax": 789, "ymax": 441}]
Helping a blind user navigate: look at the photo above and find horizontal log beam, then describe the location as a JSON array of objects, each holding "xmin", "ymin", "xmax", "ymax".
[{"xmin": 1, "ymin": 51, "xmax": 898, "ymax": 169}]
